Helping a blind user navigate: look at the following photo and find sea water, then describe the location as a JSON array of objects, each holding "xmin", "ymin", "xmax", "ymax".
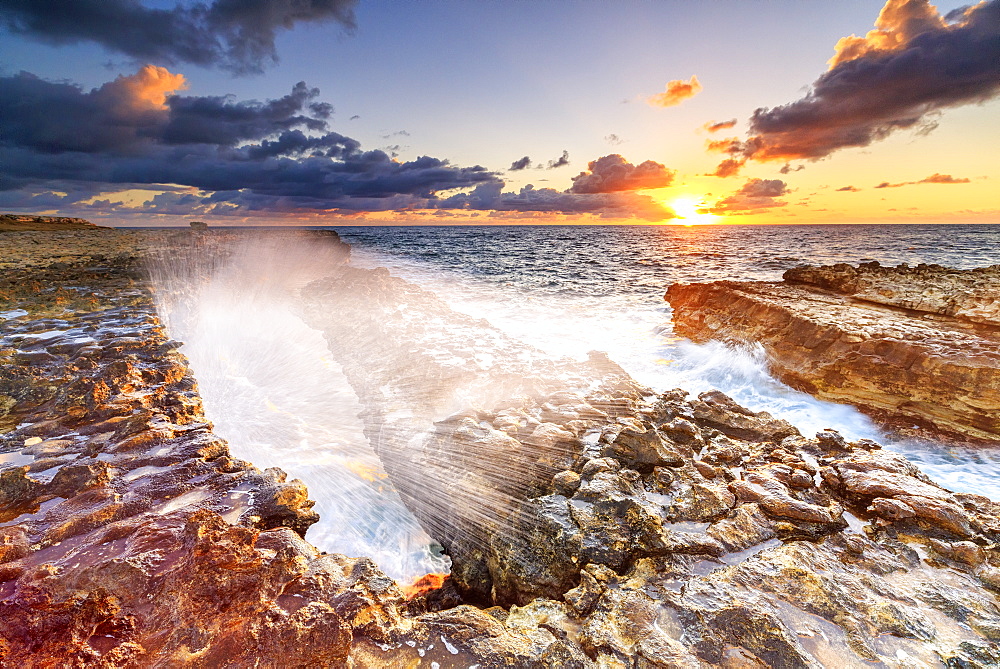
[
  {"xmin": 151, "ymin": 224, "xmax": 1000, "ymax": 582},
  {"xmin": 332, "ymin": 224, "xmax": 1000, "ymax": 500}
]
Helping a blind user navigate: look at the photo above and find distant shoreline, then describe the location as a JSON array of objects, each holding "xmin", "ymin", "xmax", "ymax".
[{"xmin": 0, "ymin": 214, "xmax": 104, "ymax": 231}]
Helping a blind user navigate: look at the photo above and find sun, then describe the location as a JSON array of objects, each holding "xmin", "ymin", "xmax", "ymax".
[{"xmin": 669, "ymin": 197, "xmax": 719, "ymax": 225}]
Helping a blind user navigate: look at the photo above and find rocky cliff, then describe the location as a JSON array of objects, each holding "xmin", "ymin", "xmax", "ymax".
[
  {"xmin": 666, "ymin": 262, "xmax": 1000, "ymax": 444},
  {"xmin": 2, "ymin": 236, "xmax": 999, "ymax": 667}
]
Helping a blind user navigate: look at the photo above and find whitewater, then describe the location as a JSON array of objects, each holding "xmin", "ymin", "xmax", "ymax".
[{"xmin": 151, "ymin": 223, "xmax": 1000, "ymax": 584}]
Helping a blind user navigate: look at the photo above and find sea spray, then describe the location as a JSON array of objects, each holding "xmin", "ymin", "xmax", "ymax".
[
  {"xmin": 342, "ymin": 233, "xmax": 1000, "ymax": 500},
  {"xmin": 296, "ymin": 258, "xmax": 656, "ymax": 602},
  {"xmin": 145, "ymin": 231, "xmax": 449, "ymax": 584}
]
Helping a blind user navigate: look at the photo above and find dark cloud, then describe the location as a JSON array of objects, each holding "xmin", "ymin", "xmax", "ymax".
[
  {"xmin": 509, "ymin": 156, "xmax": 532, "ymax": 171},
  {"xmin": 349, "ymin": 114, "xmax": 360, "ymax": 121},
  {"xmin": 708, "ymin": 158, "xmax": 743, "ymax": 178},
  {"xmin": 876, "ymin": 172, "xmax": 972, "ymax": 188},
  {"xmin": 438, "ymin": 183, "xmax": 672, "ymax": 221},
  {"xmin": 0, "ymin": 68, "xmax": 496, "ymax": 211},
  {"xmin": 703, "ymin": 119, "xmax": 737, "ymax": 133},
  {"xmin": 569, "ymin": 154, "xmax": 675, "ymax": 194},
  {"xmin": 547, "ymin": 150, "xmax": 570, "ymax": 169},
  {"xmin": 1, "ymin": 69, "xmax": 680, "ymax": 221},
  {"xmin": 0, "ymin": 0, "xmax": 357, "ymax": 75},
  {"xmin": 779, "ymin": 163, "xmax": 806, "ymax": 174},
  {"xmin": 837, "ymin": 185, "xmax": 861, "ymax": 192},
  {"xmin": 727, "ymin": 0, "xmax": 1000, "ymax": 163},
  {"xmin": 709, "ymin": 178, "xmax": 789, "ymax": 213},
  {"xmin": 604, "ymin": 134, "xmax": 624, "ymax": 145}
]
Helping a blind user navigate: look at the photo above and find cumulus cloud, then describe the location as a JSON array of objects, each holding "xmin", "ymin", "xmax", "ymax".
[
  {"xmin": 569, "ymin": 154, "xmax": 675, "ymax": 194},
  {"xmin": 722, "ymin": 0, "xmax": 1000, "ymax": 165},
  {"xmin": 547, "ymin": 150, "xmax": 570, "ymax": 169},
  {"xmin": 0, "ymin": 0, "xmax": 357, "ymax": 75},
  {"xmin": 0, "ymin": 69, "xmax": 680, "ymax": 221},
  {"xmin": 647, "ymin": 76, "xmax": 702, "ymax": 108},
  {"xmin": 708, "ymin": 159, "xmax": 743, "ymax": 178},
  {"xmin": 876, "ymin": 172, "xmax": 972, "ymax": 188},
  {"xmin": 703, "ymin": 119, "xmax": 737, "ymax": 133},
  {"xmin": 0, "ymin": 67, "xmax": 495, "ymax": 211},
  {"xmin": 709, "ymin": 178, "xmax": 789, "ymax": 213},
  {"xmin": 509, "ymin": 156, "xmax": 532, "ymax": 171}
]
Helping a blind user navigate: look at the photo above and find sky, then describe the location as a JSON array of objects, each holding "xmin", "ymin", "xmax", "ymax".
[{"xmin": 0, "ymin": 0, "xmax": 998, "ymax": 226}]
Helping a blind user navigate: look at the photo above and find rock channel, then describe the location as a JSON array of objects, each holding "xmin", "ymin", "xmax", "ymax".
[
  {"xmin": 666, "ymin": 262, "xmax": 1000, "ymax": 444},
  {"xmin": 1, "ymin": 232, "xmax": 999, "ymax": 667}
]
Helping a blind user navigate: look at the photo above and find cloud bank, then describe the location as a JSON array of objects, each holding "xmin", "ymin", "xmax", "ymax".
[
  {"xmin": 0, "ymin": 67, "xmax": 495, "ymax": 214},
  {"xmin": 0, "ymin": 69, "xmax": 678, "ymax": 221},
  {"xmin": 712, "ymin": 0, "xmax": 1000, "ymax": 170},
  {"xmin": 875, "ymin": 173, "xmax": 972, "ymax": 188},
  {"xmin": 438, "ymin": 183, "xmax": 672, "ymax": 221},
  {"xmin": 0, "ymin": 0, "xmax": 357, "ymax": 74}
]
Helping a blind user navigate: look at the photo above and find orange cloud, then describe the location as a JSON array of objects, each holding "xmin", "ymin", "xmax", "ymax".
[
  {"xmin": 721, "ymin": 0, "xmax": 1000, "ymax": 164},
  {"xmin": 829, "ymin": 0, "xmax": 946, "ymax": 68},
  {"xmin": 709, "ymin": 178, "xmax": 789, "ymax": 213},
  {"xmin": 102, "ymin": 65, "xmax": 189, "ymax": 112},
  {"xmin": 920, "ymin": 172, "xmax": 971, "ymax": 184},
  {"xmin": 647, "ymin": 75, "xmax": 702, "ymax": 108},
  {"xmin": 709, "ymin": 158, "xmax": 744, "ymax": 178},
  {"xmin": 876, "ymin": 173, "xmax": 972, "ymax": 188},
  {"xmin": 706, "ymin": 137, "xmax": 743, "ymax": 154},
  {"xmin": 703, "ymin": 119, "xmax": 737, "ymax": 133}
]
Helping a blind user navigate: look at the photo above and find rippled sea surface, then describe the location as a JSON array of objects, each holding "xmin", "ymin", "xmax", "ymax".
[
  {"xmin": 328, "ymin": 224, "xmax": 1000, "ymax": 499},
  {"xmin": 333, "ymin": 223, "xmax": 1000, "ymax": 293}
]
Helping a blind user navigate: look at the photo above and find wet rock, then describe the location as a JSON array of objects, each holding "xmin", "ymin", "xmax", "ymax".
[
  {"xmin": 869, "ymin": 496, "xmax": 917, "ymax": 521},
  {"xmin": 250, "ymin": 467, "xmax": 320, "ymax": 537},
  {"xmin": 666, "ymin": 264, "xmax": 1000, "ymax": 443},
  {"xmin": 6, "ymin": 232, "xmax": 1000, "ymax": 668},
  {"xmin": 553, "ymin": 470, "xmax": 581, "ymax": 496},
  {"xmin": 691, "ymin": 390, "xmax": 800, "ymax": 443},
  {"xmin": 784, "ymin": 261, "xmax": 1000, "ymax": 327},
  {"xmin": 605, "ymin": 425, "xmax": 686, "ymax": 469}
]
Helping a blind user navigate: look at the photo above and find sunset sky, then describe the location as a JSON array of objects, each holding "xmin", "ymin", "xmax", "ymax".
[{"xmin": 1, "ymin": 0, "xmax": 997, "ymax": 226}]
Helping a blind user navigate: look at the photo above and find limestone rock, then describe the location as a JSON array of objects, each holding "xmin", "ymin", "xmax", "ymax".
[{"xmin": 666, "ymin": 263, "xmax": 1000, "ymax": 443}]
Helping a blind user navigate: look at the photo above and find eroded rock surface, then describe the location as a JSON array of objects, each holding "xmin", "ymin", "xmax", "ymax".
[
  {"xmin": 0, "ymin": 248, "xmax": 407, "ymax": 666},
  {"xmin": 3, "ymin": 234, "xmax": 999, "ymax": 667},
  {"xmin": 300, "ymin": 252, "xmax": 1000, "ymax": 666},
  {"xmin": 666, "ymin": 262, "xmax": 1000, "ymax": 443},
  {"xmin": 786, "ymin": 262, "xmax": 1000, "ymax": 326}
]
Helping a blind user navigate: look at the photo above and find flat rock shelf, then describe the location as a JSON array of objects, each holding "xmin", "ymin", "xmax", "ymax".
[
  {"xmin": 1, "ymin": 231, "xmax": 999, "ymax": 667},
  {"xmin": 667, "ymin": 262, "xmax": 1000, "ymax": 445}
]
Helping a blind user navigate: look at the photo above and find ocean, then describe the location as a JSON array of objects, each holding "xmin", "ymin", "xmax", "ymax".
[
  {"xmin": 154, "ymin": 223, "xmax": 1000, "ymax": 582},
  {"xmin": 333, "ymin": 224, "xmax": 1000, "ymax": 494}
]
